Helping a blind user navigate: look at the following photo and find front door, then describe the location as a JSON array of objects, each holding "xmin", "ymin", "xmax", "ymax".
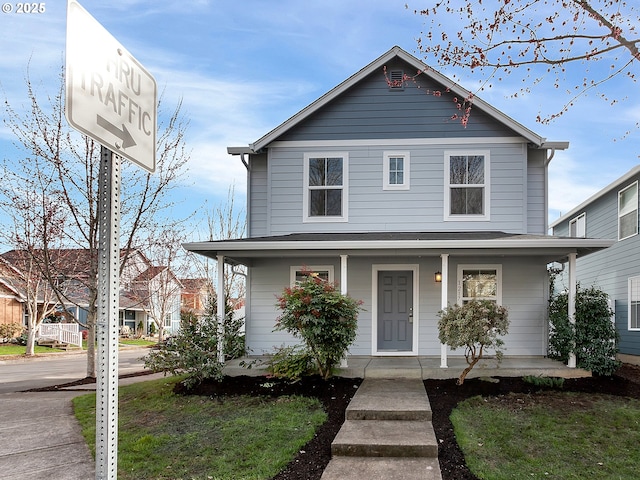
[{"xmin": 377, "ymin": 270, "xmax": 413, "ymax": 351}]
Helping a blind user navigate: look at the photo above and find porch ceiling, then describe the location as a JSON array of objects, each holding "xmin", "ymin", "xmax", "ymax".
[{"xmin": 183, "ymin": 231, "xmax": 614, "ymax": 266}]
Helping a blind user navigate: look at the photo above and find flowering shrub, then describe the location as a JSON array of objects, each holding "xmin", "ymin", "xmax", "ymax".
[
  {"xmin": 275, "ymin": 273, "xmax": 363, "ymax": 380},
  {"xmin": 438, "ymin": 300, "xmax": 509, "ymax": 385}
]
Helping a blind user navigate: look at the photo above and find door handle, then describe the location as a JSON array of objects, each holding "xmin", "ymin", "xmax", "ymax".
[{"xmin": 408, "ymin": 307, "xmax": 413, "ymax": 323}]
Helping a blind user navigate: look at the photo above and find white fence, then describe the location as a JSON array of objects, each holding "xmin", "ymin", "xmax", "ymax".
[{"xmin": 39, "ymin": 323, "xmax": 83, "ymax": 348}]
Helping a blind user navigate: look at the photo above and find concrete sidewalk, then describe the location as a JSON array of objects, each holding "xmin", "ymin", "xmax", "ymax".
[
  {"xmin": 0, "ymin": 390, "xmax": 95, "ymax": 480},
  {"xmin": 0, "ymin": 372, "xmax": 166, "ymax": 480}
]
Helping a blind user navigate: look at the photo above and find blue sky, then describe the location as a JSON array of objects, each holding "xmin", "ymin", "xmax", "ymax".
[{"xmin": 1, "ymin": 0, "xmax": 638, "ymax": 237}]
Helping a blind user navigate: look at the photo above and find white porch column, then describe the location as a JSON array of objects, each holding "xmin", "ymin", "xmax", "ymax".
[
  {"xmin": 340, "ymin": 255, "xmax": 348, "ymax": 368},
  {"xmin": 217, "ymin": 255, "xmax": 226, "ymax": 365},
  {"xmin": 568, "ymin": 252, "xmax": 577, "ymax": 368},
  {"xmin": 340, "ymin": 255, "xmax": 348, "ymax": 295},
  {"xmin": 440, "ymin": 254, "xmax": 449, "ymax": 368}
]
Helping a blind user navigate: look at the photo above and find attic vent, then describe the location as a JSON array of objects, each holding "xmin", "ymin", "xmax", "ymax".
[{"xmin": 388, "ymin": 70, "xmax": 405, "ymax": 90}]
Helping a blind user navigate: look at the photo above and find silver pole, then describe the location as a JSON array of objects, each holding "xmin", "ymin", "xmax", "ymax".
[{"xmin": 96, "ymin": 146, "xmax": 121, "ymax": 479}]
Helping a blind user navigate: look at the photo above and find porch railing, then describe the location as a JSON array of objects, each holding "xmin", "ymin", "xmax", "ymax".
[{"xmin": 39, "ymin": 323, "xmax": 82, "ymax": 348}]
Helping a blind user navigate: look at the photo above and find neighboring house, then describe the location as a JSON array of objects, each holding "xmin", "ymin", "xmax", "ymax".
[
  {"xmin": 185, "ymin": 46, "xmax": 612, "ymax": 367},
  {"xmin": 550, "ymin": 165, "xmax": 640, "ymax": 365},
  {"xmin": 0, "ymin": 258, "xmax": 27, "ymax": 330},
  {"xmin": 180, "ymin": 278, "xmax": 211, "ymax": 316},
  {"xmin": 0, "ymin": 248, "xmax": 181, "ymax": 337}
]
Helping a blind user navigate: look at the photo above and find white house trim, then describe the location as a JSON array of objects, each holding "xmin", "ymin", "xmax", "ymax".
[
  {"xmin": 440, "ymin": 253, "xmax": 449, "ymax": 368},
  {"xmin": 268, "ymin": 137, "xmax": 528, "ymax": 149}
]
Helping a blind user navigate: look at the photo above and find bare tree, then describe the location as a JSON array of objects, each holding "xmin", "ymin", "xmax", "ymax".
[
  {"xmin": 1, "ymin": 66, "xmax": 190, "ymax": 377},
  {"xmin": 0, "ymin": 152, "xmax": 72, "ymax": 355},
  {"xmin": 201, "ymin": 185, "xmax": 246, "ymax": 301},
  {"xmin": 126, "ymin": 228, "xmax": 189, "ymax": 343},
  {"xmin": 413, "ymin": 0, "xmax": 639, "ymax": 125}
]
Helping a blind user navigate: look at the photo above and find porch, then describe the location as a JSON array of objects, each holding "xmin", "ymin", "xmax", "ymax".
[
  {"xmin": 37, "ymin": 323, "xmax": 83, "ymax": 350},
  {"xmin": 223, "ymin": 356, "xmax": 591, "ymax": 380}
]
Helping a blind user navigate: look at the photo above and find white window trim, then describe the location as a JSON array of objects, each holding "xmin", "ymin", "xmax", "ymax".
[
  {"xmin": 457, "ymin": 264, "xmax": 503, "ymax": 305},
  {"xmin": 303, "ymin": 152, "xmax": 349, "ymax": 223},
  {"xmin": 618, "ymin": 181, "xmax": 638, "ymax": 241},
  {"xmin": 383, "ymin": 151, "xmax": 410, "ymax": 190},
  {"xmin": 290, "ymin": 265, "xmax": 335, "ymax": 286},
  {"xmin": 371, "ymin": 264, "xmax": 419, "ymax": 356},
  {"xmin": 444, "ymin": 150, "xmax": 490, "ymax": 221},
  {"xmin": 629, "ymin": 275, "xmax": 640, "ymax": 331},
  {"xmin": 569, "ymin": 212, "xmax": 586, "ymax": 238}
]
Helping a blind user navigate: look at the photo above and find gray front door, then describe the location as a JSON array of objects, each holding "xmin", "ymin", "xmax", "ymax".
[{"xmin": 377, "ymin": 270, "xmax": 413, "ymax": 351}]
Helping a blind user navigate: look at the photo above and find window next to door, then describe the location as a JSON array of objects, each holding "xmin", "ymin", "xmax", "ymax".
[
  {"xmin": 457, "ymin": 265, "xmax": 502, "ymax": 304},
  {"xmin": 444, "ymin": 151, "xmax": 490, "ymax": 221}
]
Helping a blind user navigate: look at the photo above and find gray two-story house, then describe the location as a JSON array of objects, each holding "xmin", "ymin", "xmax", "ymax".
[
  {"xmin": 185, "ymin": 46, "xmax": 612, "ymax": 367},
  {"xmin": 551, "ymin": 165, "xmax": 640, "ymax": 365}
]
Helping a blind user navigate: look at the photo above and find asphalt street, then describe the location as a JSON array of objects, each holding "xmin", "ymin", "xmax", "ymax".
[{"xmin": 0, "ymin": 347, "xmax": 148, "ymax": 393}]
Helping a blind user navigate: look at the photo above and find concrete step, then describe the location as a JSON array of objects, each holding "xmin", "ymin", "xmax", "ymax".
[
  {"xmin": 346, "ymin": 378, "xmax": 432, "ymax": 421},
  {"xmin": 321, "ymin": 457, "xmax": 442, "ymax": 480},
  {"xmin": 331, "ymin": 419, "xmax": 438, "ymax": 458}
]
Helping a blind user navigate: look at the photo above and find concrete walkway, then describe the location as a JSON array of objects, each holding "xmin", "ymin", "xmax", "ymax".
[
  {"xmin": 322, "ymin": 378, "xmax": 442, "ymax": 480},
  {"xmin": 0, "ymin": 372, "xmax": 166, "ymax": 480}
]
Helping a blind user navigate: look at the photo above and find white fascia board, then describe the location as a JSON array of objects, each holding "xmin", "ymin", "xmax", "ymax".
[{"xmin": 183, "ymin": 237, "xmax": 614, "ymax": 253}]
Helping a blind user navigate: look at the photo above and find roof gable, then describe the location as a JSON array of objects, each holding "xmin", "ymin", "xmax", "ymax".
[{"xmin": 243, "ymin": 46, "xmax": 556, "ymax": 152}]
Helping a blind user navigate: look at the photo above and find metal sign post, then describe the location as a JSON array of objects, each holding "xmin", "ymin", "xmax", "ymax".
[
  {"xmin": 95, "ymin": 146, "xmax": 121, "ymax": 479},
  {"xmin": 65, "ymin": 3, "xmax": 156, "ymax": 475}
]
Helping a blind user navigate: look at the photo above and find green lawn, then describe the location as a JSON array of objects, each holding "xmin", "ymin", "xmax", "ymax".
[
  {"xmin": 452, "ymin": 391, "xmax": 640, "ymax": 479},
  {"xmin": 0, "ymin": 344, "xmax": 65, "ymax": 355},
  {"xmin": 73, "ymin": 376, "xmax": 327, "ymax": 480},
  {"xmin": 118, "ymin": 338, "xmax": 156, "ymax": 347}
]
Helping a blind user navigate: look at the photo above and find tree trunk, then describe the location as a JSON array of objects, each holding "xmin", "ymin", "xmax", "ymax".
[
  {"xmin": 158, "ymin": 322, "xmax": 164, "ymax": 343},
  {"xmin": 25, "ymin": 323, "xmax": 37, "ymax": 356},
  {"xmin": 86, "ymin": 310, "xmax": 96, "ymax": 378}
]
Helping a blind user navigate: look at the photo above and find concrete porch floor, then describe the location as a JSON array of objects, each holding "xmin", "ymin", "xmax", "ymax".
[{"xmin": 223, "ymin": 356, "xmax": 591, "ymax": 380}]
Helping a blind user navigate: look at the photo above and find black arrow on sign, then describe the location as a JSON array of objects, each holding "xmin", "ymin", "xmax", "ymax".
[{"xmin": 96, "ymin": 115, "xmax": 137, "ymax": 149}]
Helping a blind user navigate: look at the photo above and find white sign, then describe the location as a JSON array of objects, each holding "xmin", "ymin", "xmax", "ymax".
[{"xmin": 65, "ymin": 0, "xmax": 157, "ymax": 172}]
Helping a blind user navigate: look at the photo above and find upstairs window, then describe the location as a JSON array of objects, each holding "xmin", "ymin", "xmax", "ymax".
[
  {"xmin": 569, "ymin": 213, "xmax": 586, "ymax": 238},
  {"xmin": 383, "ymin": 151, "xmax": 410, "ymax": 190},
  {"xmin": 619, "ymin": 182, "xmax": 638, "ymax": 240},
  {"xmin": 303, "ymin": 153, "xmax": 348, "ymax": 222},
  {"xmin": 445, "ymin": 151, "xmax": 490, "ymax": 221}
]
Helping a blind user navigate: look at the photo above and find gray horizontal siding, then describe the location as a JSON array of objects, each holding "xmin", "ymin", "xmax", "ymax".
[
  {"xmin": 245, "ymin": 255, "xmax": 549, "ymax": 357},
  {"xmin": 278, "ymin": 58, "xmax": 519, "ymax": 142},
  {"xmin": 248, "ymin": 154, "xmax": 268, "ymax": 237},
  {"xmin": 263, "ymin": 142, "xmax": 533, "ymax": 235}
]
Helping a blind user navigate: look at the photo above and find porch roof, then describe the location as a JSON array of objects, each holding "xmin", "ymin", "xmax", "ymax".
[{"xmin": 183, "ymin": 231, "xmax": 614, "ymax": 266}]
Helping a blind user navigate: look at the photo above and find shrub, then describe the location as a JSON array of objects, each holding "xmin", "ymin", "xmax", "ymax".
[
  {"xmin": 0, "ymin": 323, "xmax": 23, "ymax": 342},
  {"xmin": 266, "ymin": 345, "xmax": 316, "ymax": 380},
  {"xmin": 438, "ymin": 300, "xmax": 509, "ymax": 385},
  {"xmin": 275, "ymin": 272, "xmax": 363, "ymax": 380},
  {"xmin": 144, "ymin": 312, "xmax": 223, "ymax": 388},
  {"xmin": 523, "ymin": 375, "xmax": 565, "ymax": 389},
  {"xmin": 548, "ymin": 285, "xmax": 620, "ymax": 376}
]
